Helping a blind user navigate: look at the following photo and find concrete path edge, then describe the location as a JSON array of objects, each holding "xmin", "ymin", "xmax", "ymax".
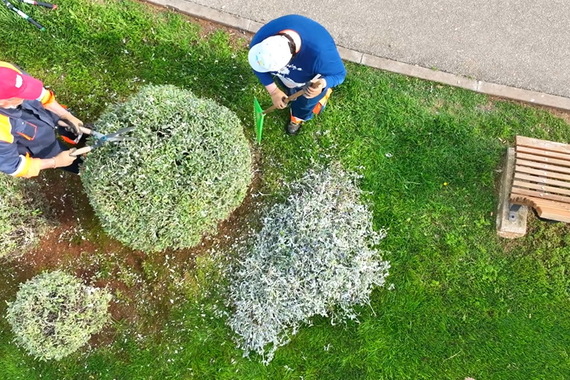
[{"xmin": 146, "ymin": 0, "xmax": 570, "ymax": 111}]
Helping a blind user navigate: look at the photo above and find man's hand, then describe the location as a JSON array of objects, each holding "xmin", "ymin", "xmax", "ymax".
[
  {"xmin": 269, "ymin": 87, "xmax": 288, "ymax": 109},
  {"xmin": 53, "ymin": 149, "xmax": 78, "ymax": 168},
  {"xmin": 59, "ymin": 112, "xmax": 84, "ymax": 135},
  {"xmin": 304, "ymin": 79, "xmax": 326, "ymax": 99}
]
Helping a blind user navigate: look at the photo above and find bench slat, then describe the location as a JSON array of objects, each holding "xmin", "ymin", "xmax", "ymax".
[
  {"xmin": 516, "ymin": 152, "xmax": 570, "ymax": 169},
  {"xmin": 511, "ymin": 187, "xmax": 570, "ymax": 205},
  {"xmin": 517, "ymin": 145, "xmax": 570, "ymax": 161},
  {"xmin": 535, "ymin": 207, "xmax": 570, "ymax": 223},
  {"xmin": 531, "ymin": 203, "xmax": 570, "ymax": 222},
  {"xmin": 516, "ymin": 136, "xmax": 570, "ymax": 155},
  {"xmin": 531, "ymin": 199, "xmax": 570, "ymax": 213},
  {"xmin": 515, "ymin": 164, "xmax": 570, "ymax": 180},
  {"xmin": 512, "ymin": 179, "xmax": 570, "ymax": 196},
  {"xmin": 514, "ymin": 172, "xmax": 570, "ymax": 190}
]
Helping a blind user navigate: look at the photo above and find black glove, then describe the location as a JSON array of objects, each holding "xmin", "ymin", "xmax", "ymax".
[{"xmin": 58, "ymin": 113, "xmax": 84, "ymax": 136}]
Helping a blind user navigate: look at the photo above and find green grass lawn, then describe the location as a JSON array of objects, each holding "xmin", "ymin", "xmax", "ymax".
[{"xmin": 0, "ymin": 1, "xmax": 569, "ymax": 379}]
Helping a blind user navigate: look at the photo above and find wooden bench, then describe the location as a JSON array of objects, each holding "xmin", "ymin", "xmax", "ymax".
[
  {"xmin": 497, "ymin": 136, "xmax": 570, "ymax": 237},
  {"xmin": 511, "ymin": 136, "xmax": 570, "ymax": 223}
]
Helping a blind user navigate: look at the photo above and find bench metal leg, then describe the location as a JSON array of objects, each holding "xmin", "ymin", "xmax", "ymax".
[{"xmin": 508, "ymin": 204, "xmax": 523, "ymax": 222}]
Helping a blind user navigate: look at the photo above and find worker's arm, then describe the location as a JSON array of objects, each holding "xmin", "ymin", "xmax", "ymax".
[
  {"xmin": 310, "ymin": 49, "xmax": 346, "ymax": 91},
  {"xmin": 0, "ymin": 141, "xmax": 76, "ymax": 178},
  {"xmin": 37, "ymin": 88, "xmax": 84, "ymax": 135}
]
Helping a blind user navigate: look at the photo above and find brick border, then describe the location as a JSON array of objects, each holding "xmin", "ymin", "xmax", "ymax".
[{"xmin": 146, "ymin": 0, "xmax": 570, "ymax": 111}]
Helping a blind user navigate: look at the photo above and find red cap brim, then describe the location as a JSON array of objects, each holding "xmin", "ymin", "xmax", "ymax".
[
  {"xmin": 17, "ymin": 74, "xmax": 44, "ymax": 100},
  {"xmin": 0, "ymin": 67, "xmax": 44, "ymax": 100}
]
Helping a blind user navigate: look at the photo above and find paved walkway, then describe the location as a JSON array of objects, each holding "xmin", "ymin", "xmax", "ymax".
[{"xmin": 147, "ymin": 0, "xmax": 570, "ymax": 110}]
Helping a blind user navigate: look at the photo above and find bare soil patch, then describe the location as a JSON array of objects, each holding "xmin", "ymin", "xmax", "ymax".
[{"xmin": 1, "ymin": 146, "xmax": 263, "ymax": 347}]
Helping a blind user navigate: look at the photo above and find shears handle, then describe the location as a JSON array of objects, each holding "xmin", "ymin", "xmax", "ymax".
[
  {"xmin": 19, "ymin": 0, "xmax": 58, "ymax": 9},
  {"xmin": 70, "ymin": 146, "xmax": 92, "ymax": 157},
  {"xmin": 78, "ymin": 125, "xmax": 94, "ymax": 135}
]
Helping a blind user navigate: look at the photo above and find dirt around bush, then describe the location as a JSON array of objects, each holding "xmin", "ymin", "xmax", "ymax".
[{"xmin": 0, "ymin": 145, "xmax": 262, "ymax": 347}]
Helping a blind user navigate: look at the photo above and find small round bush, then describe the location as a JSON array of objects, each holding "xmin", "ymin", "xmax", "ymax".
[
  {"xmin": 81, "ymin": 85, "xmax": 253, "ymax": 252},
  {"xmin": 228, "ymin": 164, "xmax": 391, "ymax": 363},
  {"xmin": 0, "ymin": 175, "xmax": 48, "ymax": 259},
  {"xmin": 6, "ymin": 270, "xmax": 112, "ymax": 361}
]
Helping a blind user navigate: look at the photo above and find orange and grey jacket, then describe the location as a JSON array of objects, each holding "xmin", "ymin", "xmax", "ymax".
[
  {"xmin": 0, "ymin": 62, "xmax": 62, "ymax": 178},
  {"xmin": 0, "ymin": 96, "xmax": 62, "ymax": 178}
]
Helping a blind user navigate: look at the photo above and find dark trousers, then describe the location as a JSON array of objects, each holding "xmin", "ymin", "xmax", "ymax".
[{"xmin": 286, "ymin": 86, "xmax": 330, "ymax": 121}]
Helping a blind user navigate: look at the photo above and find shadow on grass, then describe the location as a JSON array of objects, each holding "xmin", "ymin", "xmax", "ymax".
[{"xmin": 0, "ymin": 0, "xmax": 259, "ymax": 125}]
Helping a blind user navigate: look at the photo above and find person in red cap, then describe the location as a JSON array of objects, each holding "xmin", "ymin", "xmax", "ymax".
[{"xmin": 0, "ymin": 61, "xmax": 83, "ymax": 178}]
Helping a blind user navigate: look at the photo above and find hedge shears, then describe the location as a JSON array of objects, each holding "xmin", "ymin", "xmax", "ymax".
[
  {"xmin": 70, "ymin": 126, "xmax": 135, "ymax": 156},
  {"xmin": 57, "ymin": 120, "xmax": 135, "ymax": 157},
  {"xmin": 1, "ymin": 0, "xmax": 58, "ymax": 31}
]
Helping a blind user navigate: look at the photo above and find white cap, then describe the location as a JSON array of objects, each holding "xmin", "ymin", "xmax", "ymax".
[{"xmin": 248, "ymin": 35, "xmax": 292, "ymax": 73}]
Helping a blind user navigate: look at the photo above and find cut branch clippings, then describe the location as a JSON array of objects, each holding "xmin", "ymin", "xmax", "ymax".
[{"xmin": 227, "ymin": 163, "xmax": 390, "ymax": 363}]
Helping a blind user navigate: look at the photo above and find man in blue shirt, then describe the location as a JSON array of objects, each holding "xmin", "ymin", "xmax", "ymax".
[{"xmin": 249, "ymin": 14, "xmax": 346, "ymax": 135}]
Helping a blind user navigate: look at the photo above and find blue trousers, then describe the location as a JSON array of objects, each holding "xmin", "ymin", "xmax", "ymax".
[{"xmin": 286, "ymin": 86, "xmax": 330, "ymax": 121}]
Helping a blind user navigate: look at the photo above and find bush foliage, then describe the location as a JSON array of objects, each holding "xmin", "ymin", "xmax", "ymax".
[
  {"xmin": 228, "ymin": 164, "xmax": 391, "ymax": 363},
  {"xmin": 6, "ymin": 270, "xmax": 112, "ymax": 361},
  {"xmin": 0, "ymin": 175, "xmax": 49, "ymax": 259},
  {"xmin": 81, "ymin": 85, "xmax": 253, "ymax": 252}
]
